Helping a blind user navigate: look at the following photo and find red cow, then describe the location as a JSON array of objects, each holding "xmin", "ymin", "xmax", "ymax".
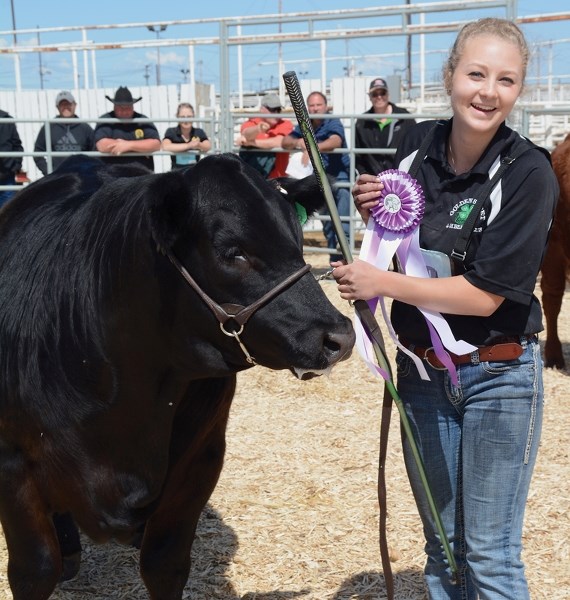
[
  {"xmin": 541, "ymin": 134, "xmax": 570, "ymax": 368},
  {"xmin": 0, "ymin": 155, "xmax": 355, "ymax": 600}
]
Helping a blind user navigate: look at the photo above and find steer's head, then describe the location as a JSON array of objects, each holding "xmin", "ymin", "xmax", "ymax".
[{"xmin": 145, "ymin": 153, "xmax": 355, "ymax": 379}]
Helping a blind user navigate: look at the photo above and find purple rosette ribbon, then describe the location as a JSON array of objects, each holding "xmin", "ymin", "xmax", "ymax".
[
  {"xmin": 355, "ymin": 169, "xmax": 477, "ymax": 386},
  {"xmin": 370, "ymin": 170, "xmax": 424, "ymax": 234}
]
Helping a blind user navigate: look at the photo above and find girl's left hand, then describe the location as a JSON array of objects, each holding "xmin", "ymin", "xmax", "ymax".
[{"xmin": 352, "ymin": 174, "xmax": 383, "ymax": 224}]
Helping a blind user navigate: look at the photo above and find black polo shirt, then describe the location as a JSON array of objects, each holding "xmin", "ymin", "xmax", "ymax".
[
  {"xmin": 162, "ymin": 125, "xmax": 209, "ymax": 170},
  {"xmin": 390, "ymin": 119, "xmax": 559, "ymax": 346},
  {"xmin": 94, "ymin": 110, "xmax": 160, "ymax": 171}
]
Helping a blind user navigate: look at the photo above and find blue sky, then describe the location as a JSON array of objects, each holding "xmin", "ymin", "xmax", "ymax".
[{"xmin": 1, "ymin": 0, "xmax": 569, "ymax": 92}]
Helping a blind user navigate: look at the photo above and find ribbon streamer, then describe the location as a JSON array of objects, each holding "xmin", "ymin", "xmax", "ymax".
[{"xmin": 356, "ymin": 170, "xmax": 477, "ymax": 386}]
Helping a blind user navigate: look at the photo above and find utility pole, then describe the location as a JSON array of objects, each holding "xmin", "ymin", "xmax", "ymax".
[
  {"xmin": 406, "ymin": 0, "xmax": 412, "ymax": 96},
  {"xmin": 10, "ymin": 0, "xmax": 17, "ymax": 44},
  {"xmin": 10, "ymin": 0, "xmax": 21, "ymax": 91},
  {"xmin": 147, "ymin": 24, "xmax": 167, "ymax": 85},
  {"xmin": 278, "ymin": 0, "xmax": 283, "ymax": 99},
  {"xmin": 144, "ymin": 64, "xmax": 151, "ymax": 85},
  {"xmin": 37, "ymin": 26, "xmax": 44, "ymax": 90}
]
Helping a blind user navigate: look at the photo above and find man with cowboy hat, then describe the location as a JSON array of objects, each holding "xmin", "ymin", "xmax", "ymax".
[{"xmin": 94, "ymin": 86, "xmax": 160, "ymax": 171}]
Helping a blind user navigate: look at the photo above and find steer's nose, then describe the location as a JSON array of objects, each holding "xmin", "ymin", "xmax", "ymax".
[{"xmin": 323, "ymin": 323, "xmax": 356, "ymax": 364}]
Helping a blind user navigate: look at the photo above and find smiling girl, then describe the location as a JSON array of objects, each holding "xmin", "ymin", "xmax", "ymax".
[{"xmin": 333, "ymin": 18, "xmax": 559, "ymax": 600}]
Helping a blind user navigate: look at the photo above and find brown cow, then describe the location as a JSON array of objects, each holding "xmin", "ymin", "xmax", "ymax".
[{"xmin": 541, "ymin": 133, "xmax": 570, "ymax": 368}]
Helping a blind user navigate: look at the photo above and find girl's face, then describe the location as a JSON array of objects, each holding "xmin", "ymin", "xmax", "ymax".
[
  {"xmin": 450, "ymin": 35, "xmax": 523, "ymax": 137},
  {"xmin": 177, "ymin": 109, "xmax": 194, "ymax": 128}
]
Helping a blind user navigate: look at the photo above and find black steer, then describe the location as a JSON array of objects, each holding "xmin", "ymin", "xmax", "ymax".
[{"xmin": 0, "ymin": 154, "xmax": 355, "ymax": 599}]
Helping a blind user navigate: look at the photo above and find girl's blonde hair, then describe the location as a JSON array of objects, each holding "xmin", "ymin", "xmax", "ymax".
[{"xmin": 443, "ymin": 18, "xmax": 529, "ymax": 94}]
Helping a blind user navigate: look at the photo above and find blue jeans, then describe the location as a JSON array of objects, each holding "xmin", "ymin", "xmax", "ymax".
[
  {"xmin": 395, "ymin": 337, "xmax": 543, "ymax": 600},
  {"xmin": 0, "ymin": 174, "xmax": 16, "ymax": 208},
  {"xmin": 322, "ymin": 173, "xmax": 351, "ymax": 261}
]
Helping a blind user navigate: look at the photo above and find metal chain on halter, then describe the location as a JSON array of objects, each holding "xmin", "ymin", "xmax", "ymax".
[{"xmin": 315, "ymin": 268, "xmax": 335, "ymax": 281}]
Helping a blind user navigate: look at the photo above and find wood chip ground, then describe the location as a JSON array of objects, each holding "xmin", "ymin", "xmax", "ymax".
[{"xmin": 0, "ymin": 252, "xmax": 568, "ymax": 599}]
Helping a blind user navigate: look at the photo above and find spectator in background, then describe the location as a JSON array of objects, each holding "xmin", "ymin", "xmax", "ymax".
[
  {"xmin": 161, "ymin": 102, "xmax": 211, "ymax": 170},
  {"xmin": 282, "ymin": 91, "xmax": 351, "ymax": 262},
  {"xmin": 34, "ymin": 91, "xmax": 95, "ymax": 176},
  {"xmin": 354, "ymin": 77, "xmax": 416, "ymax": 176},
  {"xmin": 236, "ymin": 93, "xmax": 293, "ymax": 178},
  {"xmin": 94, "ymin": 86, "xmax": 160, "ymax": 172},
  {"xmin": 0, "ymin": 108, "xmax": 26, "ymax": 207}
]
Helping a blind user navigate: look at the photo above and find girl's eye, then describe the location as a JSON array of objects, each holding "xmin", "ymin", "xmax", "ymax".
[{"xmin": 468, "ymin": 71, "xmax": 484, "ymax": 79}]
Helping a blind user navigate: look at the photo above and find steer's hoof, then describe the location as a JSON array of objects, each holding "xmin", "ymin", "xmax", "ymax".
[
  {"xmin": 129, "ymin": 522, "xmax": 146, "ymax": 549},
  {"xmin": 545, "ymin": 358, "xmax": 566, "ymax": 369},
  {"xmin": 60, "ymin": 551, "xmax": 81, "ymax": 582}
]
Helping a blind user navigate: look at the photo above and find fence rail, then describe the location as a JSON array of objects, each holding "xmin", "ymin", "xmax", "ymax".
[{"xmin": 2, "ymin": 105, "xmax": 569, "ymax": 256}]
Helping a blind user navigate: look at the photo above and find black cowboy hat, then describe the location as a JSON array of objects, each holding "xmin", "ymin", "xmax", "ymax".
[{"xmin": 105, "ymin": 86, "xmax": 142, "ymax": 105}]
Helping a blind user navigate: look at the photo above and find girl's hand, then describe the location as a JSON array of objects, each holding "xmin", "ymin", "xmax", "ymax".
[
  {"xmin": 330, "ymin": 260, "xmax": 383, "ymax": 301},
  {"xmin": 352, "ymin": 174, "xmax": 383, "ymax": 224}
]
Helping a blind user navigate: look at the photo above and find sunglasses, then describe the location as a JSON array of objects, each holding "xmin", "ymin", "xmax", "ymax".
[{"xmin": 370, "ymin": 90, "xmax": 388, "ymax": 98}]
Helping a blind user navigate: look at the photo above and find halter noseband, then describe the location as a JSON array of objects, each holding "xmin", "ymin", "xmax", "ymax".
[{"xmin": 166, "ymin": 250, "xmax": 312, "ymax": 365}]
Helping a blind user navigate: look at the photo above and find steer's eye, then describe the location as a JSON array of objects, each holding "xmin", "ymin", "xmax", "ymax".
[{"xmin": 223, "ymin": 248, "xmax": 248, "ymax": 265}]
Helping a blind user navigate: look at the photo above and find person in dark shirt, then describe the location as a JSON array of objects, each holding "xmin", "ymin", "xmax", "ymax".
[
  {"xmin": 161, "ymin": 102, "xmax": 210, "ymax": 170},
  {"xmin": 94, "ymin": 86, "xmax": 160, "ymax": 171},
  {"xmin": 34, "ymin": 90, "xmax": 94, "ymax": 176},
  {"xmin": 354, "ymin": 77, "xmax": 416, "ymax": 175},
  {"xmin": 0, "ymin": 109, "xmax": 24, "ymax": 207}
]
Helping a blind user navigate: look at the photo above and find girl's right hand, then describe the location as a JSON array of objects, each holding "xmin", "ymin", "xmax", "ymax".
[{"xmin": 352, "ymin": 174, "xmax": 383, "ymax": 223}]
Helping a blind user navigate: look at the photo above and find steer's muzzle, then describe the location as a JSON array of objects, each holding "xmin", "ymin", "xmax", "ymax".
[{"xmin": 292, "ymin": 325, "xmax": 355, "ymax": 380}]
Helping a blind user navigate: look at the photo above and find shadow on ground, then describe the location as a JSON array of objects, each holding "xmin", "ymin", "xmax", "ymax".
[{"xmin": 52, "ymin": 504, "xmax": 425, "ymax": 600}]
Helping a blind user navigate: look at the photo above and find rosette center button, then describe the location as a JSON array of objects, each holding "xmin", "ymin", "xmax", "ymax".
[{"xmin": 383, "ymin": 193, "xmax": 402, "ymax": 214}]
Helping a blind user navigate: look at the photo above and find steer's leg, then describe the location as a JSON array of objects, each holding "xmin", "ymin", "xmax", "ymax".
[
  {"xmin": 541, "ymin": 237, "xmax": 567, "ymax": 369},
  {"xmin": 53, "ymin": 512, "xmax": 82, "ymax": 581},
  {"xmin": 0, "ymin": 453, "xmax": 62, "ymax": 600},
  {"xmin": 139, "ymin": 376, "xmax": 235, "ymax": 600}
]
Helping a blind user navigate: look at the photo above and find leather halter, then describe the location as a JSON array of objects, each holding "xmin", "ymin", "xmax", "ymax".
[{"xmin": 166, "ymin": 249, "xmax": 312, "ymax": 365}]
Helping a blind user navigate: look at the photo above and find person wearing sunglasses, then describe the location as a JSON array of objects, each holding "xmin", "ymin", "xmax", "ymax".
[{"xmin": 354, "ymin": 77, "xmax": 416, "ymax": 176}]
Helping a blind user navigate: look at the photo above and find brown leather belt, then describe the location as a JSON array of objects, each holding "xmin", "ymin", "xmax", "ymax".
[{"xmin": 399, "ymin": 335, "xmax": 533, "ymax": 370}]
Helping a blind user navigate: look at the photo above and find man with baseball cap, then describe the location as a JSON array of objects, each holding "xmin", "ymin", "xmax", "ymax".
[
  {"xmin": 282, "ymin": 91, "xmax": 351, "ymax": 262},
  {"xmin": 354, "ymin": 77, "xmax": 416, "ymax": 175},
  {"xmin": 94, "ymin": 86, "xmax": 160, "ymax": 171},
  {"xmin": 33, "ymin": 90, "xmax": 95, "ymax": 176},
  {"xmin": 236, "ymin": 93, "xmax": 293, "ymax": 178}
]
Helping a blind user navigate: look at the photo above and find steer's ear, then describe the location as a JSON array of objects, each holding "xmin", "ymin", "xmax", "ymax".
[
  {"xmin": 144, "ymin": 171, "xmax": 192, "ymax": 251},
  {"xmin": 273, "ymin": 173, "xmax": 334, "ymax": 215}
]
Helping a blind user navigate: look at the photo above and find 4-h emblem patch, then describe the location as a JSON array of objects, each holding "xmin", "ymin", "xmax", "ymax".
[
  {"xmin": 448, "ymin": 197, "xmax": 479, "ymax": 229},
  {"xmin": 454, "ymin": 203, "xmax": 474, "ymax": 226}
]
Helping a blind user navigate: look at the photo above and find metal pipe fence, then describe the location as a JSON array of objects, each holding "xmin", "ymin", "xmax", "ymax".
[{"xmin": 2, "ymin": 105, "xmax": 569, "ymax": 256}]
